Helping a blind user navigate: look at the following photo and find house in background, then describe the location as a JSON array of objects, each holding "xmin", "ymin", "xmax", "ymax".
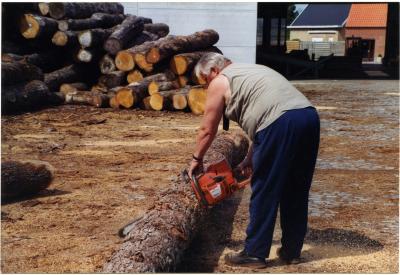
[
  {"xmin": 288, "ymin": 4, "xmax": 351, "ymax": 42},
  {"xmin": 345, "ymin": 3, "xmax": 388, "ymax": 62}
]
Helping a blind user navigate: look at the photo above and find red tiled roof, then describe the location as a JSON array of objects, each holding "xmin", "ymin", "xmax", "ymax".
[{"xmin": 346, "ymin": 4, "xmax": 388, "ymax": 27}]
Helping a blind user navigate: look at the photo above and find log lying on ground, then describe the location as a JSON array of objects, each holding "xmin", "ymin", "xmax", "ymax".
[
  {"xmin": 127, "ymin": 70, "xmax": 144, "ymax": 83},
  {"xmin": 148, "ymin": 81, "xmax": 179, "ymax": 95},
  {"xmin": 91, "ymin": 84, "xmax": 109, "ymax": 94},
  {"xmin": 58, "ymin": 13, "xmax": 125, "ymax": 31},
  {"xmin": 103, "ymin": 132, "xmax": 249, "ymax": 272},
  {"xmin": 98, "ymin": 71, "xmax": 127, "ymax": 88},
  {"xmin": 187, "ymin": 86, "xmax": 207, "ymax": 115},
  {"xmin": 1, "ymin": 160, "xmax": 55, "ymax": 201},
  {"xmin": 104, "ymin": 15, "xmax": 145, "ymax": 55},
  {"xmin": 2, "ymin": 61, "xmax": 44, "ymax": 86},
  {"xmin": 20, "ymin": 14, "xmax": 58, "ymax": 39},
  {"xmin": 144, "ymin": 23, "xmax": 169, "ymax": 37},
  {"xmin": 59, "ymin": 82, "xmax": 88, "ymax": 95},
  {"xmin": 1, "ymin": 80, "xmax": 52, "ymax": 114},
  {"xmin": 48, "ymin": 2, "xmax": 124, "ymax": 20},
  {"xmin": 100, "ymin": 54, "xmax": 116, "ymax": 74},
  {"xmin": 170, "ymin": 47, "xmax": 222, "ymax": 75},
  {"xmin": 146, "ymin": 29, "xmax": 219, "ymax": 64},
  {"xmin": 52, "ymin": 30, "xmax": 79, "ymax": 47},
  {"xmin": 64, "ymin": 90, "xmax": 109, "ymax": 108},
  {"xmin": 78, "ymin": 26, "xmax": 118, "ymax": 48},
  {"xmin": 44, "ymin": 64, "xmax": 86, "ymax": 91}
]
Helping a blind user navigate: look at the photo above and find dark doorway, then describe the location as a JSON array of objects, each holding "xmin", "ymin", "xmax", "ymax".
[{"xmin": 360, "ymin": 39, "xmax": 375, "ymax": 61}]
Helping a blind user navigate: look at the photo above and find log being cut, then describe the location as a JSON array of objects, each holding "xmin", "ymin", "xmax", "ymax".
[
  {"xmin": 1, "ymin": 160, "xmax": 55, "ymax": 201},
  {"xmin": 103, "ymin": 132, "xmax": 249, "ymax": 272},
  {"xmin": 48, "ymin": 2, "xmax": 124, "ymax": 20}
]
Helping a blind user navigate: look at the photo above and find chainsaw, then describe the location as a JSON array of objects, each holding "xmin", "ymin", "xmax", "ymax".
[{"xmin": 183, "ymin": 158, "xmax": 251, "ymax": 208}]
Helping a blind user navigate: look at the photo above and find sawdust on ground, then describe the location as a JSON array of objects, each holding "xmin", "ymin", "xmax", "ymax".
[{"xmin": 1, "ymin": 80, "xmax": 399, "ymax": 273}]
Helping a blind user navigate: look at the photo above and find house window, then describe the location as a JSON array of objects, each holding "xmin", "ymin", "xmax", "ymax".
[
  {"xmin": 280, "ymin": 18, "xmax": 286, "ymax": 44},
  {"xmin": 256, "ymin": 18, "xmax": 264, "ymax": 46}
]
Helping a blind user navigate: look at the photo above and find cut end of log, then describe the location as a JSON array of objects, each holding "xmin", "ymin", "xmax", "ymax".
[
  {"xmin": 188, "ymin": 87, "xmax": 207, "ymax": 115},
  {"xmin": 38, "ymin": 3, "xmax": 50, "ymax": 16},
  {"xmin": 127, "ymin": 70, "xmax": 143, "ymax": 84},
  {"xmin": 100, "ymin": 55, "xmax": 116, "ymax": 74},
  {"xmin": 146, "ymin": 47, "xmax": 160, "ymax": 64},
  {"xmin": 149, "ymin": 93, "xmax": 164, "ymax": 111},
  {"xmin": 48, "ymin": 3, "xmax": 66, "ymax": 19},
  {"xmin": 109, "ymin": 96, "xmax": 120, "ymax": 109},
  {"xmin": 77, "ymin": 49, "xmax": 93, "ymax": 63},
  {"xmin": 115, "ymin": 51, "xmax": 135, "ymax": 71},
  {"xmin": 140, "ymin": 96, "xmax": 152, "ymax": 110},
  {"xmin": 116, "ymin": 88, "xmax": 135, "ymax": 108},
  {"xmin": 58, "ymin": 20, "xmax": 68, "ymax": 31},
  {"xmin": 177, "ymin": 76, "xmax": 189, "ymax": 87},
  {"xmin": 52, "ymin": 31, "xmax": 68, "ymax": 46},
  {"xmin": 148, "ymin": 81, "xmax": 159, "ymax": 95},
  {"xmin": 134, "ymin": 53, "xmax": 153, "ymax": 73},
  {"xmin": 172, "ymin": 94, "xmax": 188, "ymax": 110},
  {"xmin": 78, "ymin": 31, "xmax": 92, "ymax": 48},
  {"xmin": 104, "ymin": 38, "xmax": 122, "ymax": 56},
  {"xmin": 20, "ymin": 14, "xmax": 40, "ymax": 39},
  {"xmin": 60, "ymin": 82, "xmax": 88, "ymax": 95},
  {"xmin": 170, "ymin": 55, "xmax": 188, "ymax": 75}
]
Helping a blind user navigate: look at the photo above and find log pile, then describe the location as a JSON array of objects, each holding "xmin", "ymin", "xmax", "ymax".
[{"xmin": 2, "ymin": 2, "xmax": 220, "ymax": 115}]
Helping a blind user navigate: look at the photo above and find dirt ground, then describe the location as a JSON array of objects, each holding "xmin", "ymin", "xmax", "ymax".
[{"xmin": 1, "ymin": 80, "xmax": 399, "ymax": 273}]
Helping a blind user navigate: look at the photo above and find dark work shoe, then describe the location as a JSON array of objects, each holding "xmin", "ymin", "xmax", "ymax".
[
  {"xmin": 224, "ymin": 250, "xmax": 267, "ymax": 268},
  {"xmin": 277, "ymin": 247, "xmax": 302, "ymax": 265}
]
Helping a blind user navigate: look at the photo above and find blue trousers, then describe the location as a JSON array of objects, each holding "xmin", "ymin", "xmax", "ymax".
[{"xmin": 244, "ymin": 107, "xmax": 320, "ymax": 259}]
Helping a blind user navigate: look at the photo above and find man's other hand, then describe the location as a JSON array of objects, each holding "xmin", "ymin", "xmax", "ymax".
[{"xmin": 188, "ymin": 159, "xmax": 204, "ymax": 178}]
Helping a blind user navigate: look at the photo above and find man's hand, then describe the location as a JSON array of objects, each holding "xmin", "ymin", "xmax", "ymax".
[
  {"xmin": 236, "ymin": 157, "xmax": 252, "ymax": 179},
  {"xmin": 188, "ymin": 159, "xmax": 204, "ymax": 178}
]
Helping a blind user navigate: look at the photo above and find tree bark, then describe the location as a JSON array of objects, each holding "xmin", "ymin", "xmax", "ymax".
[
  {"xmin": 78, "ymin": 26, "xmax": 118, "ymax": 48},
  {"xmin": 2, "ymin": 50, "xmax": 66, "ymax": 73},
  {"xmin": 59, "ymin": 82, "xmax": 88, "ymax": 95},
  {"xmin": 144, "ymin": 23, "xmax": 169, "ymax": 38},
  {"xmin": 1, "ymin": 80, "xmax": 51, "ymax": 114},
  {"xmin": 51, "ymin": 30, "xmax": 79, "ymax": 47},
  {"xmin": 2, "ymin": 61, "xmax": 44, "ymax": 86},
  {"xmin": 1, "ymin": 160, "xmax": 54, "ymax": 201},
  {"xmin": 187, "ymin": 86, "xmax": 207, "ymax": 115},
  {"xmin": 44, "ymin": 64, "xmax": 86, "ymax": 92},
  {"xmin": 146, "ymin": 29, "xmax": 219, "ymax": 64},
  {"xmin": 48, "ymin": 3, "xmax": 124, "ymax": 20},
  {"xmin": 102, "ymin": 132, "xmax": 249, "ymax": 273},
  {"xmin": 170, "ymin": 47, "xmax": 222, "ymax": 75},
  {"xmin": 148, "ymin": 81, "xmax": 179, "ymax": 95},
  {"xmin": 98, "ymin": 71, "xmax": 127, "ymax": 88},
  {"xmin": 104, "ymin": 15, "xmax": 145, "ymax": 55},
  {"xmin": 58, "ymin": 13, "xmax": 125, "ymax": 31},
  {"xmin": 99, "ymin": 54, "xmax": 116, "ymax": 74},
  {"xmin": 64, "ymin": 90, "xmax": 109, "ymax": 108},
  {"xmin": 20, "ymin": 13, "xmax": 58, "ymax": 40}
]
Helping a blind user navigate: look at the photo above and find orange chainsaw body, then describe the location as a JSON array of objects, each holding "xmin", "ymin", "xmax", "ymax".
[{"xmin": 188, "ymin": 158, "xmax": 250, "ymax": 208}]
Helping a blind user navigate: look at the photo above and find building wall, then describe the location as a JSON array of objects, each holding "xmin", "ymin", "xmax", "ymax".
[
  {"xmin": 289, "ymin": 29, "xmax": 343, "ymax": 42},
  {"xmin": 345, "ymin": 28, "xmax": 386, "ymax": 60},
  {"xmin": 122, "ymin": 2, "xmax": 257, "ymax": 63}
]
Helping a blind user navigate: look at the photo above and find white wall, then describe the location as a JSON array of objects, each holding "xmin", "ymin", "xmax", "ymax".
[{"xmin": 123, "ymin": 2, "xmax": 257, "ymax": 63}]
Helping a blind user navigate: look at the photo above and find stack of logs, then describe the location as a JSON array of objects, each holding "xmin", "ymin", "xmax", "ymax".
[{"xmin": 1, "ymin": 2, "xmax": 221, "ymax": 115}]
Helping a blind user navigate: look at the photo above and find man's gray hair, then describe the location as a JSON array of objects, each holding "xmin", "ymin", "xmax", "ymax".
[{"xmin": 194, "ymin": 53, "xmax": 230, "ymax": 79}]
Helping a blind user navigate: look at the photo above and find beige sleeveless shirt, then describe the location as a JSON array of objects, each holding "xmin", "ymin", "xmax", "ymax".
[{"xmin": 221, "ymin": 63, "xmax": 313, "ymax": 141}]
